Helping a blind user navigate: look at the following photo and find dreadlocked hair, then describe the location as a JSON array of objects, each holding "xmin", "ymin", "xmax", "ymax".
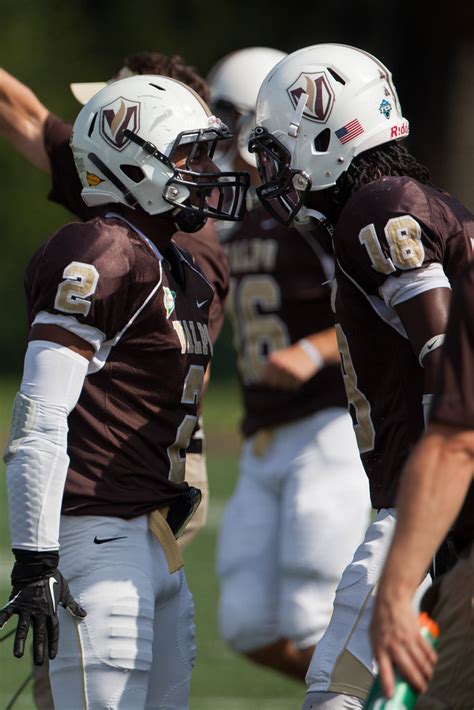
[
  {"xmin": 328, "ymin": 141, "xmax": 432, "ymax": 220},
  {"xmin": 123, "ymin": 51, "xmax": 211, "ymax": 104}
]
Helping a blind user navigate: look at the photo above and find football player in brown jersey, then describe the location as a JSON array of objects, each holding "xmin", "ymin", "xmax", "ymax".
[
  {"xmin": 208, "ymin": 48, "xmax": 370, "ymax": 682},
  {"xmin": 0, "ymin": 52, "xmax": 229, "ymax": 555},
  {"xmin": 248, "ymin": 44, "xmax": 474, "ymax": 709},
  {"xmin": 370, "ymin": 260, "xmax": 474, "ymax": 706},
  {"xmin": 0, "ymin": 52, "xmax": 231, "ymax": 710},
  {"xmin": 0, "ymin": 75, "xmax": 248, "ymax": 709}
]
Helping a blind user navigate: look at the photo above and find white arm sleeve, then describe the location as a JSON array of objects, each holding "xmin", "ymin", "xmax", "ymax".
[
  {"xmin": 379, "ymin": 263, "xmax": 451, "ymax": 308},
  {"xmin": 4, "ymin": 340, "xmax": 88, "ymax": 551}
]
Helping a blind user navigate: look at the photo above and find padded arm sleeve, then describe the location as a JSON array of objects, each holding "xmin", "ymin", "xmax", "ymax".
[{"xmin": 4, "ymin": 341, "xmax": 88, "ymax": 551}]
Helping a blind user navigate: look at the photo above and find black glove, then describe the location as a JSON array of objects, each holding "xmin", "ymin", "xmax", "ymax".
[{"xmin": 0, "ymin": 550, "xmax": 86, "ymax": 665}]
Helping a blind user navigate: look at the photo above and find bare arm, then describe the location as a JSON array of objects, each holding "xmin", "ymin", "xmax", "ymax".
[
  {"xmin": 395, "ymin": 287, "xmax": 451, "ymax": 393},
  {"xmin": 257, "ymin": 326, "xmax": 339, "ymax": 390},
  {"xmin": 370, "ymin": 422, "xmax": 474, "ymax": 696},
  {"xmin": 28, "ymin": 323, "xmax": 94, "ymax": 359},
  {"xmin": 383, "ymin": 423, "xmax": 474, "ymax": 595},
  {"xmin": 0, "ymin": 68, "xmax": 51, "ymax": 173}
]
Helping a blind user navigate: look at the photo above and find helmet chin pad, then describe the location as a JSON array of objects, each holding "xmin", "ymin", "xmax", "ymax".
[{"xmin": 173, "ymin": 208, "xmax": 207, "ymax": 233}]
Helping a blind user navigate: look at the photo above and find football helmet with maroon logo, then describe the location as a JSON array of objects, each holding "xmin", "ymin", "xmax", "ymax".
[
  {"xmin": 248, "ymin": 44, "xmax": 408, "ymax": 225},
  {"xmin": 70, "ymin": 75, "xmax": 249, "ymax": 231}
]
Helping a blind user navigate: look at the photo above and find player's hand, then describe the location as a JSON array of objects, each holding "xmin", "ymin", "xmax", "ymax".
[
  {"xmin": 370, "ymin": 591, "xmax": 437, "ymax": 697},
  {"xmin": 257, "ymin": 342, "xmax": 320, "ymax": 390},
  {"xmin": 0, "ymin": 556, "xmax": 86, "ymax": 665}
]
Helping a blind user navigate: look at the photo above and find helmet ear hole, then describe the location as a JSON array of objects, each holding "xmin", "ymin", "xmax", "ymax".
[
  {"xmin": 314, "ymin": 128, "xmax": 331, "ymax": 153},
  {"xmin": 120, "ymin": 164, "xmax": 145, "ymax": 183}
]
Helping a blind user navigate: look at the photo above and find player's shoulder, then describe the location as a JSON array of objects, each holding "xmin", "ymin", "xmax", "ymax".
[
  {"xmin": 339, "ymin": 176, "xmax": 472, "ymax": 235},
  {"xmin": 27, "ymin": 217, "xmax": 143, "ymax": 293},
  {"xmin": 49, "ymin": 216, "xmax": 138, "ymax": 262},
  {"xmin": 340, "ymin": 177, "xmax": 426, "ymax": 226}
]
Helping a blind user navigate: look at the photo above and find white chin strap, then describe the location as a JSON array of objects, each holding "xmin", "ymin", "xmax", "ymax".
[
  {"xmin": 293, "ymin": 207, "xmax": 334, "ymax": 237},
  {"xmin": 4, "ymin": 341, "xmax": 88, "ymax": 551}
]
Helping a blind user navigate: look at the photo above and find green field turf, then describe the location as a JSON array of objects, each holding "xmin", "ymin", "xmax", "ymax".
[{"xmin": 0, "ymin": 378, "xmax": 303, "ymax": 709}]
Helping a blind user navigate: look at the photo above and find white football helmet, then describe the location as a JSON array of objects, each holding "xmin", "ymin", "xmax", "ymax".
[
  {"xmin": 70, "ymin": 75, "xmax": 249, "ymax": 231},
  {"xmin": 207, "ymin": 47, "xmax": 287, "ymax": 167},
  {"xmin": 248, "ymin": 44, "xmax": 409, "ymax": 224}
]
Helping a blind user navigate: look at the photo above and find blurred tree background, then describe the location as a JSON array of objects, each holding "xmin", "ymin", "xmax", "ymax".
[{"xmin": 1, "ymin": 0, "xmax": 473, "ymax": 374}]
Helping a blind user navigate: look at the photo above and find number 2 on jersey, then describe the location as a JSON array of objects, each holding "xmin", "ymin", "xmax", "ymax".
[
  {"xmin": 54, "ymin": 261, "xmax": 99, "ymax": 316},
  {"xmin": 167, "ymin": 365, "xmax": 205, "ymax": 483}
]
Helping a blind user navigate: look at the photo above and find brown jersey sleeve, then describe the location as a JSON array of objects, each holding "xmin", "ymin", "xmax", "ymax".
[
  {"xmin": 43, "ymin": 113, "xmax": 103, "ymax": 220},
  {"xmin": 431, "ymin": 260, "xmax": 474, "ymax": 429},
  {"xmin": 26, "ymin": 217, "xmax": 157, "ymax": 341},
  {"xmin": 336, "ymin": 177, "xmax": 470, "ymax": 296}
]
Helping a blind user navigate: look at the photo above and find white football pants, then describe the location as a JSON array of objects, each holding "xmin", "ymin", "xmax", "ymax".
[
  {"xmin": 217, "ymin": 407, "xmax": 370, "ymax": 652},
  {"xmin": 303, "ymin": 509, "xmax": 431, "ymax": 708},
  {"xmin": 50, "ymin": 514, "xmax": 195, "ymax": 709}
]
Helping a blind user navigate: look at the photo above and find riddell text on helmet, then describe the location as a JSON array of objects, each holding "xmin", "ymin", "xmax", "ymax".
[{"xmin": 390, "ymin": 122, "xmax": 409, "ymax": 138}]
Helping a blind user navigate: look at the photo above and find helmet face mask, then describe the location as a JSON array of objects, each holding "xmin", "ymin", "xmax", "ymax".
[
  {"xmin": 123, "ymin": 123, "xmax": 250, "ymax": 224},
  {"xmin": 251, "ymin": 43, "xmax": 409, "ymax": 224},
  {"xmin": 248, "ymin": 127, "xmax": 311, "ymax": 225},
  {"xmin": 165, "ymin": 127, "xmax": 250, "ymax": 222},
  {"xmin": 71, "ymin": 75, "xmax": 249, "ymax": 231}
]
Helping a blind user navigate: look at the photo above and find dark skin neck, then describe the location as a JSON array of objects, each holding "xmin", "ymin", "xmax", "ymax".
[
  {"xmin": 112, "ymin": 204, "xmax": 178, "ymax": 252},
  {"xmin": 305, "ymin": 187, "xmax": 339, "ymax": 223}
]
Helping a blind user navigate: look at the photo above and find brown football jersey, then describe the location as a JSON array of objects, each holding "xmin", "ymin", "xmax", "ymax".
[
  {"xmin": 431, "ymin": 260, "xmax": 474, "ymax": 541},
  {"xmin": 222, "ymin": 207, "xmax": 347, "ymax": 436},
  {"xmin": 43, "ymin": 113, "xmax": 228, "ymax": 343},
  {"xmin": 333, "ymin": 176, "xmax": 474, "ymax": 508},
  {"xmin": 25, "ymin": 215, "xmax": 214, "ymax": 518}
]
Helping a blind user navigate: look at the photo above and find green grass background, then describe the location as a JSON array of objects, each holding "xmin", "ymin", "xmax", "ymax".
[{"xmin": 0, "ymin": 378, "xmax": 303, "ymax": 709}]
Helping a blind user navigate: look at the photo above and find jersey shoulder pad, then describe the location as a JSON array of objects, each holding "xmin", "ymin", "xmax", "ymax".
[
  {"xmin": 341, "ymin": 176, "xmax": 431, "ymax": 230},
  {"xmin": 26, "ymin": 218, "xmax": 150, "ymax": 337},
  {"xmin": 335, "ymin": 177, "xmax": 444, "ymax": 288}
]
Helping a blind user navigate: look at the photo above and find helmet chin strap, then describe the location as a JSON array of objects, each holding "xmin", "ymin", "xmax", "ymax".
[
  {"xmin": 287, "ymin": 92, "xmax": 308, "ymax": 139},
  {"xmin": 172, "ymin": 206, "xmax": 207, "ymax": 233},
  {"xmin": 88, "ymin": 153, "xmax": 138, "ymax": 208},
  {"xmin": 293, "ymin": 206, "xmax": 334, "ymax": 237}
]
